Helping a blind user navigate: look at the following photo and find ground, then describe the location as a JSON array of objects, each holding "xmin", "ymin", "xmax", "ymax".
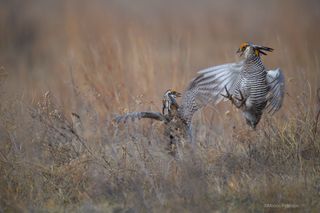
[{"xmin": 0, "ymin": 0, "xmax": 320, "ymax": 212}]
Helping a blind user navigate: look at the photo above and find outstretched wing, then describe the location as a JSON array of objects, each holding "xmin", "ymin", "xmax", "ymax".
[
  {"xmin": 178, "ymin": 62, "xmax": 243, "ymax": 124},
  {"xmin": 114, "ymin": 111, "xmax": 166, "ymax": 123},
  {"xmin": 188, "ymin": 62, "xmax": 243, "ymax": 105},
  {"xmin": 266, "ymin": 68, "xmax": 285, "ymax": 114}
]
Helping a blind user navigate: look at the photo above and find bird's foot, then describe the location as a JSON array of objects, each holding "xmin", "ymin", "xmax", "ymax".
[
  {"xmin": 233, "ymin": 90, "xmax": 246, "ymax": 108},
  {"xmin": 221, "ymin": 86, "xmax": 245, "ymax": 108},
  {"xmin": 221, "ymin": 85, "xmax": 233, "ymax": 100}
]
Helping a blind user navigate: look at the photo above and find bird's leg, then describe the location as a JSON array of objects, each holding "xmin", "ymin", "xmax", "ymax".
[
  {"xmin": 221, "ymin": 86, "xmax": 238, "ymax": 106},
  {"xmin": 221, "ymin": 85, "xmax": 233, "ymax": 100},
  {"xmin": 221, "ymin": 86, "xmax": 246, "ymax": 109},
  {"xmin": 233, "ymin": 90, "xmax": 246, "ymax": 108}
]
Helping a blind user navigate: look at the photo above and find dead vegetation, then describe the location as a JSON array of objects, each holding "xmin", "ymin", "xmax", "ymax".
[{"xmin": 0, "ymin": 0, "xmax": 320, "ymax": 212}]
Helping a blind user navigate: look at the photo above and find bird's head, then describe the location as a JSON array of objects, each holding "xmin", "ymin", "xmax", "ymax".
[
  {"xmin": 162, "ymin": 89, "xmax": 181, "ymax": 115},
  {"xmin": 164, "ymin": 89, "xmax": 182, "ymax": 99},
  {"xmin": 236, "ymin": 42, "xmax": 273, "ymax": 58}
]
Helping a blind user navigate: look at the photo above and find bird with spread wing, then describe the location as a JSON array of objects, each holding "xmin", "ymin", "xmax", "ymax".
[
  {"xmin": 188, "ymin": 42, "xmax": 285, "ymax": 129},
  {"xmin": 114, "ymin": 86, "xmax": 214, "ymax": 144},
  {"xmin": 115, "ymin": 42, "xmax": 285, "ymax": 146}
]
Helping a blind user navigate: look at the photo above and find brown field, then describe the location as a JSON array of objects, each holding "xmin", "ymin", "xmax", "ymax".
[{"xmin": 1, "ymin": 0, "xmax": 320, "ymax": 212}]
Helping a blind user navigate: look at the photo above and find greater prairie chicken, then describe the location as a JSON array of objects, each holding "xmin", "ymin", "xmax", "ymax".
[
  {"xmin": 114, "ymin": 89, "xmax": 182, "ymax": 124},
  {"xmin": 115, "ymin": 89, "xmax": 191, "ymax": 154},
  {"xmin": 115, "ymin": 87, "xmax": 206, "ymax": 144},
  {"xmin": 189, "ymin": 42, "xmax": 285, "ymax": 129}
]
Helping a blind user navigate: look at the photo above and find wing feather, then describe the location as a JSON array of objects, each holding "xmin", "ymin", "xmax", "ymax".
[
  {"xmin": 266, "ymin": 68, "xmax": 285, "ymax": 114},
  {"xmin": 114, "ymin": 111, "xmax": 166, "ymax": 123},
  {"xmin": 178, "ymin": 62, "xmax": 243, "ymax": 123},
  {"xmin": 187, "ymin": 61, "xmax": 243, "ymax": 106}
]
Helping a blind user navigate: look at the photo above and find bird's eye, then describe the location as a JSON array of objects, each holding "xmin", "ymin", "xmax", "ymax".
[{"xmin": 239, "ymin": 43, "xmax": 248, "ymax": 51}]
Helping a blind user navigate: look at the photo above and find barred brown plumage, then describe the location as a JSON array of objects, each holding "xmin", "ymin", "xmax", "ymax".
[
  {"xmin": 114, "ymin": 89, "xmax": 194, "ymax": 154},
  {"xmin": 162, "ymin": 89, "xmax": 181, "ymax": 116},
  {"xmin": 116, "ymin": 87, "xmax": 212, "ymax": 148},
  {"xmin": 188, "ymin": 42, "xmax": 285, "ymax": 129},
  {"xmin": 115, "ymin": 42, "xmax": 286, "ymax": 147}
]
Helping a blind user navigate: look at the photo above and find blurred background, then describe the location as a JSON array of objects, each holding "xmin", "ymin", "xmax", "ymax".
[
  {"xmin": 1, "ymin": 0, "xmax": 320, "ymax": 211},
  {"xmin": 1, "ymin": 0, "xmax": 319, "ymax": 117}
]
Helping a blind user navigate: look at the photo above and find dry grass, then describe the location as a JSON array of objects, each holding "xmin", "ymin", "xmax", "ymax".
[{"xmin": 0, "ymin": 0, "xmax": 320, "ymax": 212}]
